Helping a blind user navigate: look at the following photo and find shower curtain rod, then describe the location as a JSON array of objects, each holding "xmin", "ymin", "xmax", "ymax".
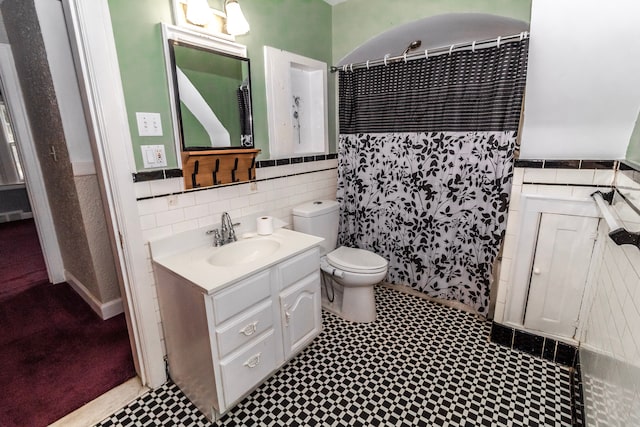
[{"xmin": 330, "ymin": 31, "xmax": 529, "ymax": 73}]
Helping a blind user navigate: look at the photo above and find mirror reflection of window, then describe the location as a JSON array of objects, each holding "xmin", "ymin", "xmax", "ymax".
[
  {"xmin": 170, "ymin": 40, "xmax": 253, "ymax": 150},
  {"xmin": 0, "ymin": 85, "xmax": 23, "ymax": 185}
]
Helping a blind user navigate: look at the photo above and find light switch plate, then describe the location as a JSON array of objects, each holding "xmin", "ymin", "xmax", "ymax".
[
  {"xmin": 141, "ymin": 145, "xmax": 167, "ymax": 168},
  {"xmin": 136, "ymin": 112, "xmax": 163, "ymax": 136}
]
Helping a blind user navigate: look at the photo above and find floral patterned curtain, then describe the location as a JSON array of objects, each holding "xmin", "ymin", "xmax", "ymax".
[{"xmin": 337, "ymin": 40, "xmax": 529, "ymax": 315}]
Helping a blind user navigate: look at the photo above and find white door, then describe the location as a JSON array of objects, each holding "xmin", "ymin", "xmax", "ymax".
[
  {"xmin": 524, "ymin": 213, "xmax": 599, "ymax": 338},
  {"xmin": 280, "ymin": 272, "xmax": 321, "ymax": 360}
]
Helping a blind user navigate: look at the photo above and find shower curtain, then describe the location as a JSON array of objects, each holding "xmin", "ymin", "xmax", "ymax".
[{"xmin": 337, "ymin": 39, "xmax": 529, "ymax": 315}]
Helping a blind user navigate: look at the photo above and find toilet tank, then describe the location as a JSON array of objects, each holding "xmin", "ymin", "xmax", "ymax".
[{"xmin": 292, "ymin": 200, "xmax": 339, "ymax": 254}]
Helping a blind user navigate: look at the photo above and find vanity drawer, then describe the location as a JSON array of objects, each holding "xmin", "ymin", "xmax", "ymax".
[
  {"xmin": 278, "ymin": 248, "xmax": 320, "ymax": 290},
  {"xmin": 212, "ymin": 270, "xmax": 271, "ymax": 324},
  {"xmin": 215, "ymin": 301, "xmax": 273, "ymax": 358},
  {"xmin": 220, "ymin": 329, "xmax": 278, "ymax": 406}
]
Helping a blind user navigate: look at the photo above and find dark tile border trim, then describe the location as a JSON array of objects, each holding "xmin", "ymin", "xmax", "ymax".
[
  {"xmin": 619, "ymin": 161, "xmax": 638, "ymax": 171},
  {"xmin": 135, "ymin": 166, "xmax": 337, "ymax": 201},
  {"xmin": 490, "ymin": 322, "xmax": 577, "ymax": 367},
  {"xmin": 571, "ymin": 354, "xmax": 585, "ymax": 426},
  {"xmin": 490, "ymin": 322, "xmax": 585, "ymax": 426},
  {"xmin": 133, "ymin": 169, "xmax": 175, "ymax": 182},
  {"xmin": 514, "ymin": 159, "xmax": 617, "ymax": 170}
]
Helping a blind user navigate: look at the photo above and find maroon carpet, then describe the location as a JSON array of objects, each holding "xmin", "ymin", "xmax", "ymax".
[
  {"xmin": 0, "ymin": 282, "xmax": 136, "ymax": 427},
  {"xmin": 0, "ymin": 219, "xmax": 49, "ymax": 302}
]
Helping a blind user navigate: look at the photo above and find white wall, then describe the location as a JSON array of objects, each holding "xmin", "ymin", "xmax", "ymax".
[
  {"xmin": 579, "ymin": 171, "xmax": 640, "ymax": 426},
  {"xmin": 519, "ymin": 0, "xmax": 640, "ymax": 160}
]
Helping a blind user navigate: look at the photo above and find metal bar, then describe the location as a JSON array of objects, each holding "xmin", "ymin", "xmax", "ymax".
[
  {"xmin": 591, "ymin": 190, "xmax": 640, "ymax": 250},
  {"xmin": 330, "ymin": 31, "xmax": 529, "ymax": 73}
]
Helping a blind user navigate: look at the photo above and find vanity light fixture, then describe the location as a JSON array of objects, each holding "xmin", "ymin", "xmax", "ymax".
[
  {"xmin": 224, "ymin": 0, "xmax": 250, "ymax": 36},
  {"xmin": 185, "ymin": 0, "xmax": 212, "ymax": 26}
]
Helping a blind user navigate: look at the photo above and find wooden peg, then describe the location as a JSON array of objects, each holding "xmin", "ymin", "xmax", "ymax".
[{"xmin": 191, "ymin": 160, "xmax": 200, "ymax": 188}]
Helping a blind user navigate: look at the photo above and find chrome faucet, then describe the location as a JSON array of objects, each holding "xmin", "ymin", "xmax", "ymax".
[
  {"xmin": 207, "ymin": 212, "xmax": 239, "ymax": 246},
  {"xmin": 221, "ymin": 212, "xmax": 238, "ymax": 244}
]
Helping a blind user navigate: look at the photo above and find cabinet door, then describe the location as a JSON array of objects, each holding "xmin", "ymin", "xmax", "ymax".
[
  {"xmin": 280, "ymin": 271, "xmax": 321, "ymax": 360},
  {"xmin": 524, "ymin": 213, "xmax": 598, "ymax": 338}
]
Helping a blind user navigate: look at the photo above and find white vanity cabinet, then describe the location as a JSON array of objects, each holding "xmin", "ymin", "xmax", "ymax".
[{"xmin": 154, "ymin": 246, "xmax": 321, "ymax": 422}]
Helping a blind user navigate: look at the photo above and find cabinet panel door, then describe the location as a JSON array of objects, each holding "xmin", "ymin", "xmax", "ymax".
[
  {"xmin": 280, "ymin": 272, "xmax": 321, "ymax": 359},
  {"xmin": 524, "ymin": 213, "xmax": 598, "ymax": 338}
]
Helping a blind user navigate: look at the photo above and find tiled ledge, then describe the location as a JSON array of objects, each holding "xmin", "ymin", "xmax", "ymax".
[
  {"xmin": 134, "ymin": 157, "xmax": 338, "ymax": 201},
  {"xmin": 132, "ymin": 153, "xmax": 338, "ymax": 183},
  {"xmin": 513, "ymin": 159, "xmax": 619, "ymax": 189},
  {"xmin": 514, "ymin": 159, "xmax": 617, "ymax": 170}
]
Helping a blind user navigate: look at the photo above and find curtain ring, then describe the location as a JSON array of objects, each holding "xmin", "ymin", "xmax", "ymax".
[
  {"xmin": 519, "ymin": 31, "xmax": 524, "ymax": 41},
  {"xmin": 350, "ymin": 63, "xmax": 353, "ymax": 72},
  {"xmin": 403, "ymin": 53, "xmax": 407, "ymax": 63},
  {"xmin": 384, "ymin": 54, "xmax": 390, "ymax": 66},
  {"xmin": 366, "ymin": 60, "xmax": 370, "ymax": 70},
  {"xmin": 471, "ymin": 41, "xmax": 476, "ymax": 53},
  {"xmin": 449, "ymin": 44, "xmax": 455, "ymax": 55},
  {"xmin": 424, "ymin": 49, "xmax": 428, "ymax": 59},
  {"xmin": 497, "ymin": 36, "xmax": 501, "ymax": 48}
]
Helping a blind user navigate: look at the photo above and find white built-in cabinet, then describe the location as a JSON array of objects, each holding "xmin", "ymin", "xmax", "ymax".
[
  {"xmin": 154, "ymin": 248, "xmax": 321, "ymax": 422},
  {"xmin": 523, "ymin": 213, "xmax": 599, "ymax": 338},
  {"xmin": 504, "ymin": 195, "xmax": 601, "ymax": 342}
]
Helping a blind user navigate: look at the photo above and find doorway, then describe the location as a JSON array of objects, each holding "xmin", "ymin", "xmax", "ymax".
[{"xmin": 0, "ymin": 41, "xmax": 136, "ymax": 426}]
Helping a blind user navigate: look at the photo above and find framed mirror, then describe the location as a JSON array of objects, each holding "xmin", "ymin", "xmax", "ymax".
[
  {"xmin": 162, "ymin": 24, "xmax": 258, "ymax": 189},
  {"xmin": 168, "ymin": 40, "xmax": 253, "ymax": 151}
]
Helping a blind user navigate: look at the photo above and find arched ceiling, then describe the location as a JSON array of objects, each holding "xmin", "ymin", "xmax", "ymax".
[{"xmin": 337, "ymin": 13, "xmax": 529, "ymax": 66}]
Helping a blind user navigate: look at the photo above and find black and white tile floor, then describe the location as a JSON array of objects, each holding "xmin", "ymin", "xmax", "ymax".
[{"xmin": 96, "ymin": 286, "xmax": 574, "ymax": 426}]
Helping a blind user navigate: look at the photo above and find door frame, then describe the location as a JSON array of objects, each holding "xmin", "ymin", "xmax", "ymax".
[
  {"xmin": 61, "ymin": 0, "xmax": 166, "ymax": 388},
  {"xmin": 0, "ymin": 43, "xmax": 65, "ymax": 283},
  {"xmin": 504, "ymin": 194, "xmax": 599, "ymax": 338}
]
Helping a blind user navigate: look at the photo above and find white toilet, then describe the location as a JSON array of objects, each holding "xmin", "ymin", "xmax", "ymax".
[{"xmin": 292, "ymin": 200, "xmax": 388, "ymax": 323}]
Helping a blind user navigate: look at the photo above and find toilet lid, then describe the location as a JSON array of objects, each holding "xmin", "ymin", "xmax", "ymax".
[{"xmin": 327, "ymin": 246, "xmax": 388, "ymax": 274}]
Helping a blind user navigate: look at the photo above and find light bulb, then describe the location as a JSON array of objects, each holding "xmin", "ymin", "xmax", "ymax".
[
  {"xmin": 225, "ymin": 0, "xmax": 250, "ymax": 36},
  {"xmin": 185, "ymin": 0, "xmax": 211, "ymax": 27}
]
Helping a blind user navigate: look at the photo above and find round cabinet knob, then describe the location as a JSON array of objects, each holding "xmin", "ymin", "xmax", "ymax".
[{"xmin": 533, "ymin": 268, "xmax": 541, "ymax": 275}]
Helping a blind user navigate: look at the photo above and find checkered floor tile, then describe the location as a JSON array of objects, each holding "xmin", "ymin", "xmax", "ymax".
[{"xmin": 96, "ymin": 286, "xmax": 574, "ymax": 426}]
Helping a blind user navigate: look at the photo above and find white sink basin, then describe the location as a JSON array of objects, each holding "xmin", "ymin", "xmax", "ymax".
[{"xmin": 207, "ymin": 238, "xmax": 281, "ymax": 267}]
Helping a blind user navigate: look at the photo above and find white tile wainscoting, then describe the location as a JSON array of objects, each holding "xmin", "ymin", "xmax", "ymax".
[
  {"xmin": 496, "ymin": 163, "xmax": 640, "ymax": 425},
  {"xmin": 134, "ymin": 159, "xmax": 338, "ymax": 353},
  {"xmin": 579, "ymin": 169, "xmax": 640, "ymax": 426}
]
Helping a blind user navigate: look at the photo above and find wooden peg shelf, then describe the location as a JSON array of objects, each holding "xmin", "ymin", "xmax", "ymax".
[{"xmin": 181, "ymin": 148, "xmax": 260, "ymax": 189}]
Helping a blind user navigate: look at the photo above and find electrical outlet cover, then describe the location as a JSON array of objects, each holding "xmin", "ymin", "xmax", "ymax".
[
  {"xmin": 136, "ymin": 112, "xmax": 163, "ymax": 137},
  {"xmin": 141, "ymin": 145, "xmax": 167, "ymax": 168}
]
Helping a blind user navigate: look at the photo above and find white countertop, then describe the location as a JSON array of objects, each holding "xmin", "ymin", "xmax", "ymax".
[{"xmin": 151, "ymin": 228, "xmax": 323, "ymax": 295}]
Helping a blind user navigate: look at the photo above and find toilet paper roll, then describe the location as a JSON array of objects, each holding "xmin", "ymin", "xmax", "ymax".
[{"xmin": 256, "ymin": 216, "xmax": 274, "ymax": 235}]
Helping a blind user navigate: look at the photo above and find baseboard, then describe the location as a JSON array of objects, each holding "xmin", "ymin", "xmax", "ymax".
[
  {"xmin": 65, "ymin": 271, "xmax": 124, "ymax": 320},
  {"xmin": 0, "ymin": 210, "xmax": 33, "ymax": 223}
]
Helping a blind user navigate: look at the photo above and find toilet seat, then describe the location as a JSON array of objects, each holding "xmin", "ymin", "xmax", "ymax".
[{"xmin": 327, "ymin": 246, "xmax": 388, "ymax": 274}]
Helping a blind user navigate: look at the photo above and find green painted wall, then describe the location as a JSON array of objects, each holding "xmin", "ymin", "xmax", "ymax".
[
  {"xmin": 332, "ymin": 0, "xmax": 532, "ymax": 62},
  {"xmin": 625, "ymin": 109, "xmax": 640, "ymax": 167},
  {"xmin": 109, "ymin": 0, "xmax": 531, "ymax": 170},
  {"xmin": 108, "ymin": 0, "xmax": 332, "ymax": 169},
  {"xmin": 108, "ymin": 0, "xmax": 175, "ymax": 169}
]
